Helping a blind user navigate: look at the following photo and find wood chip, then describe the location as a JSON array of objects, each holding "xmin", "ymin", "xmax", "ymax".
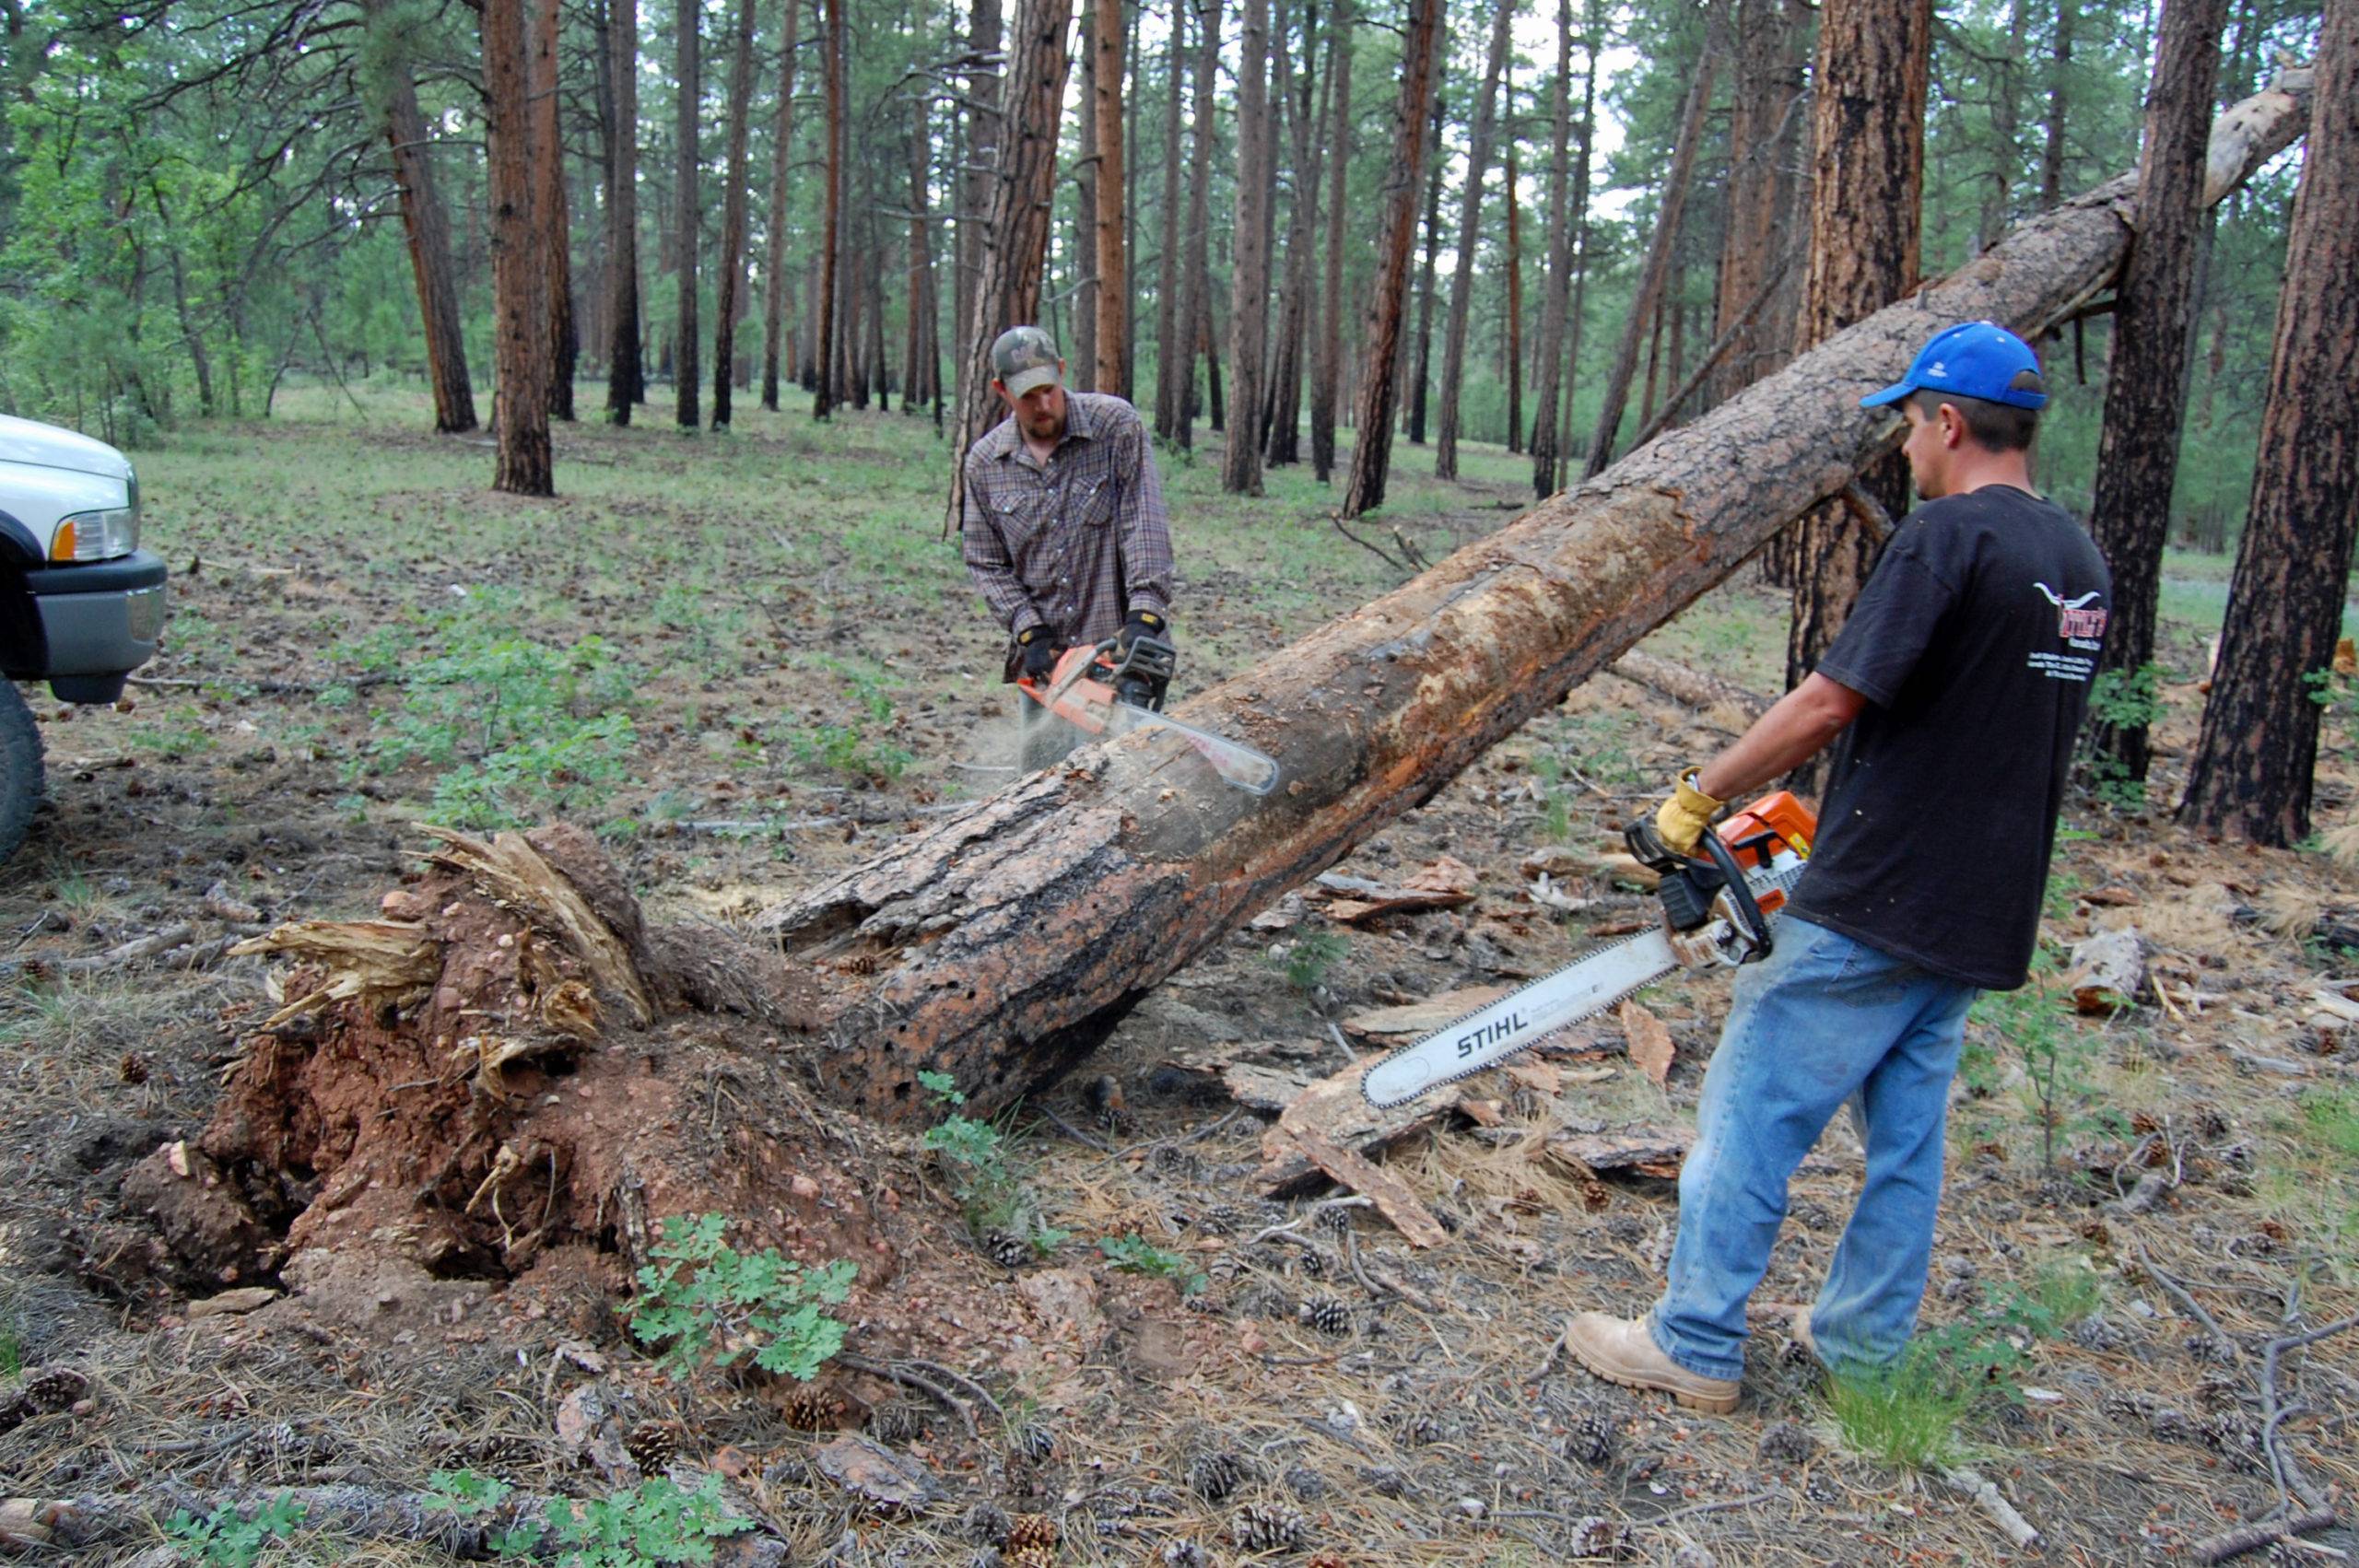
[
  {"xmin": 2067, "ymin": 927, "xmax": 2148, "ymax": 1015},
  {"xmin": 1309, "ymin": 857, "xmax": 1478, "ymax": 924},
  {"xmin": 1278, "ymin": 1126, "xmax": 1448, "ymax": 1248},
  {"xmin": 1341, "ymin": 987, "xmax": 1510, "ymax": 1038},
  {"xmin": 1621, "ymin": 1000, "xmax": 1675, "ymax": 1089},
  {"xmin": 186, "ymin": 1287, "xmax": 278, "ymax": 1319}
]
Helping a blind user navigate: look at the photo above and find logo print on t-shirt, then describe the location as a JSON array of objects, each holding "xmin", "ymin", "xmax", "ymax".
[{"xmin": 2034, "ymin": 581, "xmax": 2107, "ymax": 642}]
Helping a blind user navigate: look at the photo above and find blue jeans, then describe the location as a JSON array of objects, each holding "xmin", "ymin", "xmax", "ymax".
[{"xmin": 1648, "ymin": 915, "xmax": 1978, "ymax": 1383}]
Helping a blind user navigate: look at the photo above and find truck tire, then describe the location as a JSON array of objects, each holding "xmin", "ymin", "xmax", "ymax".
[{"xmin": 0, "ymin": 682, "xmax": 43, "ymax": 863}]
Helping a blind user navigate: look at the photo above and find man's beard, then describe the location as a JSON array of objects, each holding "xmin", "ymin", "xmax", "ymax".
[{"xmin": 1027, "ymin": 411, "xmax": 1062, "ymax": 440}]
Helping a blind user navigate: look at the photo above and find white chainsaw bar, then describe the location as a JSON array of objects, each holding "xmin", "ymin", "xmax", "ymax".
[{"xmin": 1359, "ymin": 851, "xmax": 1806, "ymax": 1108}]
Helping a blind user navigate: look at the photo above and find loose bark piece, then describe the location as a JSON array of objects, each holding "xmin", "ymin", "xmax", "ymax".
[
  {"xmin": 1340, "ymin": 988, "xmax": 1512, "ymax": 1039},
  {"xmin": 814, "ymin": 1434, "xmax": 944, "ymax": 1510},
  {"xmin": 1256, "ymin": 1059, "xmax": 1461, "ymax": 1195},
  {"xmin": 1277, "ymin": 1125, "xmax": 1447, "ymax": 1247},
  {"xmin": 755, "ymin": 71, "xmax": 2307, "ymax": 1124},
  {"xmin": 2067, "ymin": 927, "xmax": 2148, "ymax": 1014},
  {"xmin": 1546, "ymin": 1128, "xmax": 1688, "ymax": 1176},
  {"xmin": 1621, "ymin": 1000, "xmax": 1675, "ymax": 1089},
  {"xmin": 1311, "ymin": 856, "xmax": 1477, "ymax": 922}
]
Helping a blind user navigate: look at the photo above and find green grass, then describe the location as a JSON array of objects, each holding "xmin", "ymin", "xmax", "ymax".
[{"xmin": 1825, "ymin": 1350, "xmax": 1975, "ymax": 1469}]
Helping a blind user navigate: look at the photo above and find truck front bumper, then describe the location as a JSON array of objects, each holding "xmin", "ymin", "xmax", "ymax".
[{"xmin": 22, "ymin": 549, "xmax": 168, "ymax": 704}]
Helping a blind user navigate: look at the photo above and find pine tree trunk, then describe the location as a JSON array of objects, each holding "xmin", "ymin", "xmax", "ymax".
[
  {"xmin": 750, "ymin": 67, "xmax": 2317, "ymax": 1118},
  {"xmin": 1434, "ymin": 1, "xmax": 1512, "ymax": 479},
  {"xmin": 374, "ymin": 8, "xmax": 480, "ymax": 436},
  {"xmin": 1979, "ymin": 0, "xmax": 2029, "ymax": 251},
  {"xmin": 1172, "ymin": 0, "xmax": 1223, "ymax": 450},
  {"xmin": 1582, "ymin": 23, "xmax": 1717, "ymax": 479},
  {"xmin": 531, "ymin": 0, "xmax": 577, "ymax": 421},
  {"xmin": 815, "ymin": 0, "xmax": 843, "ymax": 419},
  {"xmin": 761, "ymin": 0, "xmax": 804, "ymax": 410},
  {"xmin": 1093, "ymin": 0, "xmax": 1128, "ymax": 394},
  {"xmin": 1309, "ymin": 0, "xmax": 1351, "ymax": 482},
  {"xmin": 1527, "ymin": 0, "xmax": 1574, "ymax": 496},
  {"xmin": 1711, "ymin": 0, "xmax": 1798, "ymax": 404},
  {"xmin": 711, "ymin": 0, "xmax": 757, "ymax": 427},
  {"xmin": 674, "ymin": 0, "xmax": 702, "ymax": 427},
  {"xmin": 1780, "ymin": 0, "xmax": 1931, "ymax": 742},
  {"xmin": 1504, "ymin": 142, "xmax": 1523, "ymax": 453},
  {"xmin": 605, "ymin": 0, "xmax": 644, "ymax": 424},
  {"xmin": 485, "ymin": 0, "xmax": 554, "ymax": 494},
  {"xmin": 954, "ymin": 0, "xmax": 1078, "ymax": 458},
  {"xmin": 1124, "ymin": 0, "xmax": 1143, "ymax": 394},
  {"xmin": 957, "ymin": 0, "xmax": 1004, "ymax": 408},
  {"xmin": 2041, "ymin": 0, "xmax": 2072, "ymax": 208},
  {"xmin": 1405, "ymin": 88, "xmax": 1446, "ymax": 448},
  {"xmin": 1338, "ymin": 0, "xmax": 1441, "ymax": 515},
  {"xmin": 1264, "ymin": 0, "xmax": 1320, "ymax": 468},
  {"xmin": 1153, "ymin": 0, "xmax": 1188, "ymax": 438},
  {"xmin": 904, "ymin": 97, "xmax": 935, "ymax": 414},
  {"xmin": 2083, "ymin": 0, "xmax": 2230, "ymax": 786},
  {"xmin": 1221, "ymin": 0, "xmax": 1272, "ymax": 492},
  {"xmin": 2180, "ymin": 6, "xmax": 2357, "ymax": 844},
  {"xmin": 1074, "ymin": 13, "xmax": 1100, "ymax": 392},
  {"xmin": 1555, "ymin": 8, "xmax": 1601, "ymax": 482}
]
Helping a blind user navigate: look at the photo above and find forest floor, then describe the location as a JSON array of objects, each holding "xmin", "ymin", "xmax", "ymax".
[{"xmin": 2, "ymin": 384, "xmax": 2356, "ymax": 1566}]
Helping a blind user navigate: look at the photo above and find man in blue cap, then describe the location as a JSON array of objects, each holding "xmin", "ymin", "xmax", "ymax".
[{"xmin": 1560, "ymin": 321, "xmax": 2111, "ymax": 1413}]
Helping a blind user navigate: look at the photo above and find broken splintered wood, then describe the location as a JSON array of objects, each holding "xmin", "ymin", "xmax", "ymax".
[
  {"xmin": 1276, "ymin": 1125, "xmax": 1448, "ymax": 1248},
  {"xmin": 1940, "ymin": 1466, "xmax": 2041, "ymax": 1550},
  {"xmin": 2068, "ymin": 927, "xmax": 2150, "ymax": 1015}
]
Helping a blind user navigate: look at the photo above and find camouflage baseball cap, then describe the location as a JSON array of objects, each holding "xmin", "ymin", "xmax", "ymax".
[{"xmin": 991, "ymin": 326, "xmax": 1063, "ymax": 398}]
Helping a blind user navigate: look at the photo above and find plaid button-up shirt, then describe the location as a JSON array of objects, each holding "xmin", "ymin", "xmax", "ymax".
[{"xmin": 960, "ymin": 392, "xmax": 1174, "ymax": 676}]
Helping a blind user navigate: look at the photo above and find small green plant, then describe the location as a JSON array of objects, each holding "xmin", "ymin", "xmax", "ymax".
[
  {"xmin": 1532, "ymin": 754, "xmax": 1573, "ymax": 842},
  {"xmin": 540, "ymin": 1475, "xmax": 750, "ymax": 1568},
  {"xmin": 1273, "ymin": 929, "xmax": 1350, "ymax": 992},
  {"xmin": 2081, "ymin": 664, "xmax": 2164, "ymax": 811},
  {"xmin": 0, "ymin": 1328, "xmax": 21, "ymax": 1378},
  {"xmin": 1097, "ymin": 1233, "xmax": 1207, "ymax": 1294},
  {"xmin": 1824, "ymin": 1345, "xmax": 1976, "ymax": 1469},
  {"xmin": 918, "ymin": 1071, "xmax": 1064, "ymax": 1253},
  {"xmin": 166, "ymin": 1493, "xmax": 307, "ymax": 1567},
  {"xmin": 2299, "ymin": 1089, "xmax": 2359, "ymax": 1159},
  {"xmin": 627, "ymin": 1213, "xmax": 854, "ymax": 1382},
  {"xmin": 1972, "ymin": 964, "xmax": 2098, "ymax": 1175},
  {"xmin": 427, "ymin": 1469, "xmax": 750, "ymax": 1567}
]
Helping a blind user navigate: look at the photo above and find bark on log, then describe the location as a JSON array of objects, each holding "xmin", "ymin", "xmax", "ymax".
[{"xmin": 755, "ymin": 67, "xmax": 2315, "ymax": 1122}]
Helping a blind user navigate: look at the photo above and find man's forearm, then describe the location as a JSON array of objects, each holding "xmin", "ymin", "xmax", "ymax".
[{"xmin": 1694, "ymin": 674, "xmax": 1866, "ymax": 801}]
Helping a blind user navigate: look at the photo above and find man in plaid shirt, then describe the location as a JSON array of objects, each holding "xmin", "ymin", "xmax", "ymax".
[{"xmin": 960, "ymin": 327, "xmax": 1176, "ymax": 701}]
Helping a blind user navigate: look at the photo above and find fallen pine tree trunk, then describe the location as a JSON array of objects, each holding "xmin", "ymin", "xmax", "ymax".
[
  {"xmin": 757, "ymin": 65, "xmax": 2315, "ymax": 1121},
  {"xmin": 135, "ymin": 70, "xmax": 2313, "ymax": 1305}
]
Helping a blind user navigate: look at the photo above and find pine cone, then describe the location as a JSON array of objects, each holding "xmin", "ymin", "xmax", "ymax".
[
  {"xmin": 783, "ymin": 1385, "xmax": 844, "ymax": 1432},
  {"xmin": 1006, "ymin": 1547, "xmax": 1055, "ymax": 1568},
  {"xmin": 1306, "ymin": 1553, "xmax": 1350, "ymax": 1568},
  {"xmin": 871, "ymin": 1400, "xmax": 930, "ymax": 1444},
  {"xmin": 1004, "ymin": 1513, "xmax": 1059, "ymax": 1554},
  {"xmin": 1183, "ymin": 1291, "xmax": 1226, "ymax": 1316},
  {"xmin": 1563, "ymin": 1405, "xmax": 1615, "ymax": 1466},
  {"xmin": 1313, "ymin": 1204, "xmax": 1352, "ymax": 1235},
  {"xmin": 1199, "ymin": 1203, "xmax": 1248, "ymax": 1236},
  {"xmin": 624, "ymin": 1421, "xmax": 682, "ymax": 1475},
  {"xmin": 1189, "ymin": 1449, "xmax": 1247, "ymax": 1502},
  {"xmin": 118, "ymin": 1051, "xmax": 150, "ymax": 1084},
  {"xmin": 1015, "ymin": 1423, "xmax": 1058, "ymax": 1461},
  {"xmin": 985, "ymin": 1229, "xmax": 1034, "ymax": 1269},
  {"xmin": 1232, "ymin": 1502, "xmax": 1307, "ymax": 1552},
  {"xmin": 1160, "ymin": 1543, "xmax": 1209, "ymax": 1568},
  {"xmin": 1284, "ymin": 1465, "xmax": 1328, "ymax": 1502},
  {"xmin": 964, "ymin": 1502, "xmax": 1012, "ymax": 1545},
  {"xmin": 20, "ymin": 1367, "xmax": 87, "ymax": 1412},
  {"xmin": 1300, "ymin": 1296, "xmax": 1351, "ymax": 1336},
  {"xmin": 452, "ymin": 1432, "xmax": 539, "ymax": 1470},
  {"xmin": 1755, "ymin": 1421, "xmax": 1814, "ymax": 1467},
  {"xmin": 1568, "ymin": 1515, "xmax": 1634, "ymax": 1557}
]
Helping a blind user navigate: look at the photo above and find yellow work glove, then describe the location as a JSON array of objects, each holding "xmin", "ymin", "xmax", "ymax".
[{"xmin": 1653, "ymin": 769, "xmax": 1726, "ymax": 859}]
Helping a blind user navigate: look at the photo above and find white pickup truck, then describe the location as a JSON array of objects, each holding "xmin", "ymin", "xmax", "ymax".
[{"xmin": 0, "ymin": 414, "xmax": 169, "ymax": 859}]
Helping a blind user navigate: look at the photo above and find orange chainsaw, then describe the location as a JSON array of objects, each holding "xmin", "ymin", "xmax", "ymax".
[
  {"xmin": 1015, "ymin": 635, "xmax": 1281, "ymax": 795},
  {"xmin": 1361, "ymin": 791, "xmax": 1817, "ymax": 1106}
]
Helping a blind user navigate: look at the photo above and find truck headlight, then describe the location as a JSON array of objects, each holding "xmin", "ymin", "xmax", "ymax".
[{"xmin": 52, "ymin": 505, "xmax": 140, "ymax": 562}]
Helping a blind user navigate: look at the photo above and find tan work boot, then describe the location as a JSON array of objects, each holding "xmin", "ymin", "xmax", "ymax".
[{"xmin": 1561, "ymin": 1311, "xmax": 1740, "ymax": 1414}]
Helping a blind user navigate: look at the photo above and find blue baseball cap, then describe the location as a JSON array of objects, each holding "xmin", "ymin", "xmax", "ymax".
[{"xmin": 1860, "ymin": 321, "xmax": 2048, "ymax": 410}]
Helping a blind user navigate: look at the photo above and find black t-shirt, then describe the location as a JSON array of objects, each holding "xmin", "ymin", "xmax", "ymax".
[{"xmin": 1787, "ymin": 485, "xmax": 2110, "ymax": 990}]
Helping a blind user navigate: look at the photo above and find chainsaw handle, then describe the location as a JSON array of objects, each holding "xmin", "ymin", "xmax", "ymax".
[{"xmin": 1697, "ymin": 828, "xmax": 1773, "ymax": 961}]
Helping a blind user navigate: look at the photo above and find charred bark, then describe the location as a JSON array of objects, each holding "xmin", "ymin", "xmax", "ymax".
[
  {"xmin": 753, "ymin": 66, "xmax": 2317, "ymax": 1121},
  {"xmin": 711, "ymin": 0, "xmax": 758, "ymax": 427},
  {"xmin": 760, "ymin": 0, "xmax": 805, "ymax": 411},
  {"xmin": 1222, "ymin": 0, "xmax": 1273, "ymax": 492},
  {"xmin": 2084, "ymin": 0, "xmax": 2230, "ymax": 785},
  {"xmin": 1339, "ymin": 0, "xmax": 1442, "ymax": 516},
  {"xmin": 2180, "ymin": 18, "xmax": 2355, "ymax": 845},
  {"xmin": 605, "ymin": 0, "xmax": 645, "ymax": 424},
  {"xmin": 485, "ymin": 0, "xmax": 554, "ymax": 495}
]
